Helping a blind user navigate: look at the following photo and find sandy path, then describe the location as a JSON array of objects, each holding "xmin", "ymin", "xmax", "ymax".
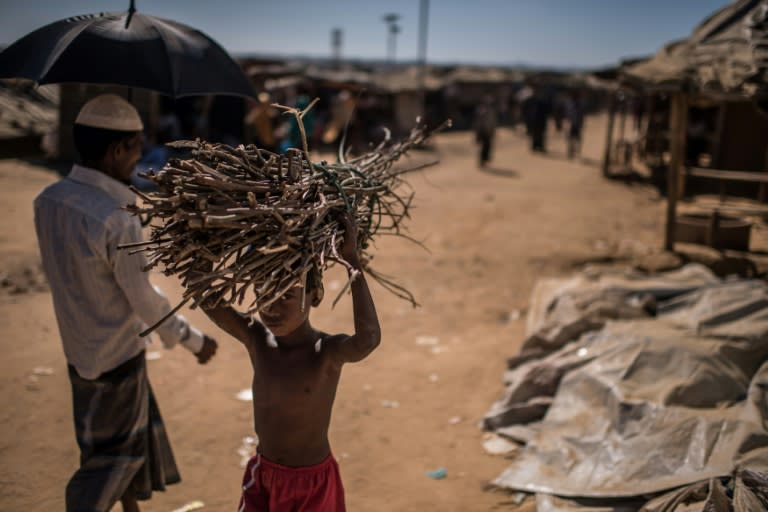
[{"xmin": 0, "ymin": 116, "xmax": 665, "ymax": 511}]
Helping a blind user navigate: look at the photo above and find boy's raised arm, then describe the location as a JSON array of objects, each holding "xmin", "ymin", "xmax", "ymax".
[
  {"xmin": 201, "ymin": 299, "xmax": 257, "ymax": 347},
  {"xmin": 331, "ymin": 214, "xmax": 382, "ymax": 364},
  {"xmin": 191, "ymin": 265, "xmax": 265, "ymax": 348}
]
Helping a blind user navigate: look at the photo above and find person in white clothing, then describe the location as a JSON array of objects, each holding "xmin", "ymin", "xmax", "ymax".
[{"xmin": 33, "ymin": 94, "xmax": 218, "ymax": 512}]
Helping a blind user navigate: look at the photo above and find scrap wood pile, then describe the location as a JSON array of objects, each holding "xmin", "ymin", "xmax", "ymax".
[{"xmin": 123, "ymin": 104, "xmax": 449, "ymax": 333}]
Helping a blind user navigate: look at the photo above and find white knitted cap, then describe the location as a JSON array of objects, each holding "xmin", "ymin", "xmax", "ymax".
[{"xmin": 75, "ymin": 94, "xmax": 144, "ymax": 131}]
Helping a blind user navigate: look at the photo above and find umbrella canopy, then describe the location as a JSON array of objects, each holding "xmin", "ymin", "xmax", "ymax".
[{"xmin": 0, "ymin": 6, "xmax": 255, "ymax": 99}]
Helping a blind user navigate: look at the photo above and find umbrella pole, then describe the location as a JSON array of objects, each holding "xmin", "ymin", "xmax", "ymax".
[{"xmin": 125, "ymin": 0, "xmax": 136, "ymax": 29}]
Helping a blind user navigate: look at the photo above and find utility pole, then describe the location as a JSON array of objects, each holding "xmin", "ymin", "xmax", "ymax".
[
  {"xmin": 331, "ymin": 28, "xmax": 342, "ymax": 69},
  {"xmin": 417, "ymin": 0, "xmax": 429, "ymax": 117},
  {"xmin": 417, "ymin": 0, "xmax": 429, "ymax": 70},
  {"xmin": 382, "ymin": 13, "xmax": 401, "ymax": 64}
]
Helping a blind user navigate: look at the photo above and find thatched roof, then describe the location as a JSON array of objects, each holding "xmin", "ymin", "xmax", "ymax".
[
  {"xmin": 0, "ymin": 81, "xmax": 58, "ymax": 138},
  {"xmin": 304, "ymin": 65, "xmax": 445, "ymax": 94},
  {"xmin": 623, "ymin": 40, "xmax": 689, "ymax": 91},
  {"xmin": 444, "ymin": 66, "xmax": 524, "ymax": 84},
  {"xmin": 623, "ymin": 0, "xmax": 768, "ymax": 98},
  {"xmin": 369, "ymin": 67, "xmax": 444, "ymax": 93},
  {"xmin": 304, "ymin": 66, "xmax": 371, "ymax": 86}
]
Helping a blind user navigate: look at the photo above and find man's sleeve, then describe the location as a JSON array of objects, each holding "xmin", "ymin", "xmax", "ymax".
[{"xmin": 109, "ymin": 212, "xmax": 204, "ymax": 354}]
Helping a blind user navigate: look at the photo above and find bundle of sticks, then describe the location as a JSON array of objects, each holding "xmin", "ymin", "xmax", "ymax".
[{"xmin": 122, "ymin": 107, "xmax": 449, "ymax": 334}]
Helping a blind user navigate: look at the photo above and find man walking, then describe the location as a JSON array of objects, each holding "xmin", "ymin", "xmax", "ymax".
[{"xmin": 34, "ymin": 94, "xmax": 218, "ymax": 512}]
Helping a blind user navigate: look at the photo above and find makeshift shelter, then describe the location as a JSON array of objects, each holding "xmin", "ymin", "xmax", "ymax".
[
  {"xmin": 0, "ymin": 80, "xmax": 58, "ymax": 157},
  {"xmin": 295, "ymin": 66, "xmax": 379, "ymax": 150},
  {"xmin": 242, "ymin": 59, "xmax": 305, "ymax": 94},
  {"xmin": 440, "ymin": 66, "xmax": 521, "ymax": 129},
  {"xmin": 605, "ymin": 0, "xmax": 768, "ymax": 252},
  {"xmin": 368, "ymin": 66, "xmax": 444, "ymax": 134},
  {"xmin": 289, "ymin": 65, "xmax": 446, "ymax": 145}
]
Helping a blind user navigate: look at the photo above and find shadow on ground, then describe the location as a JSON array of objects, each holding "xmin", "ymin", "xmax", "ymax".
[{"xmin": 479, "ymin": 165, "xmax": 519, "ymax": 178}]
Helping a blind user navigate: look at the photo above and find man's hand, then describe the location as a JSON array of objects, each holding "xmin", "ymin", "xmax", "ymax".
[
  {"xmin": 196, "ymin": 334, "xmax": 218, "ymax": 364},
  {"xmin": 339, "ymin": 212, "xmax": 360, "ymax": 265}
]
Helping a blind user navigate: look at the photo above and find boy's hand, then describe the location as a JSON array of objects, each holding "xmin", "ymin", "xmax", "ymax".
[
  {"xmin": 340, "ymin": 213, "xmax": 360, "ymax": 264},
  {"xmin": 196, "ymin": 334, "xmax": 218, "ymax": 364}
]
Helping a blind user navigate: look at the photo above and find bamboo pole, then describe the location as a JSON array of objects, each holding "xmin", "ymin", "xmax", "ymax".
[
  {"xmin": 601, "ymin": 94, "xmax": 617, "ymax": 177},
  {"xmin": 677, "ymin": 96, "xmax": 689, "ymax": 199},
  {"xmin": 664, "ymin": 92, "xmax": 688, "ymax": 251},
  {"xmin": 644, "ymin": 94, "xmax": 656, "ymax": 165}
]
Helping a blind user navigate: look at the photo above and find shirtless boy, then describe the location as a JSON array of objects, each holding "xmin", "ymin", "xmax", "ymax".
[{"xmin": 201, "ymin": 215, "xmax": 380, "ymax": 511}]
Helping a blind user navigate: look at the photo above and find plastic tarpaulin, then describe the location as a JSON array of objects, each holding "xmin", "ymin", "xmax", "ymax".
[
  {"xmin": 485, "ymin": 265, "xmax": 721, "ymax": 430},
  {"xmin": 485, "ymin": 265, "xmax": 768, "ymax": 508}
]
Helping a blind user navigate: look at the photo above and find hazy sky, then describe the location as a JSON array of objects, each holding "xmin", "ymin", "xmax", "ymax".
[{"xmin": 0, "ymin": 0, "xmax": 728, "ymax": 68}]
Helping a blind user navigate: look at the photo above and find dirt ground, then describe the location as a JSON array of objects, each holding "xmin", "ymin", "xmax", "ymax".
[{"xmin": 0, "ymin": 116, "xmax": 672, "ymax": 511}]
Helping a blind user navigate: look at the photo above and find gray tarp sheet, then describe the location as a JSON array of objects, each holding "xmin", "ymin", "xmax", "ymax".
[
  {"xmin": 525, "ymin": 264, "xmax": 719, "ymax": 342},
  {"xmin": 484, "ymin": 265, "xmax": 768, "ymax": 508},
  {"xmin": 485, "ymin": 265, "xmax": 721, "ymax": 431}
]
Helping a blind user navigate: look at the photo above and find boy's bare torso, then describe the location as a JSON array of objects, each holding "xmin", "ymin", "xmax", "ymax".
[
  {"xmin": 245, "ymin": 330, "xmax": 345, "ymax": 466},
  {"xmin": 200, "ymin": 214, "xmax": 381, "ymax": 469}
]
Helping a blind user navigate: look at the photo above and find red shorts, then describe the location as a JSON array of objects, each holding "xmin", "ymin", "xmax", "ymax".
[{"xmin": 238, "ymin": 453, "xmax": 346, "ymax": 512}]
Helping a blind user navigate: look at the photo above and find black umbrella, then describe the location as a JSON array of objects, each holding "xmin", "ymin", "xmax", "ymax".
[{"xmin": 0, "ymin": 1, "xmax": 255, "ymax": 98}]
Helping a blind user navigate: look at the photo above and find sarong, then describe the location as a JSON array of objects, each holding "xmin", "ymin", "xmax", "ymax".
[
  {"xmin": 65, "ymin": 351, "xmax": 180, "ymax": 512},
  {"xmin": 238, "ymin": 452, "xmax": 346, "ymax": 512}
]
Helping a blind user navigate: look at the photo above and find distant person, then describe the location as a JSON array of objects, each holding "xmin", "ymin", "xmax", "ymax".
[
  {"xmin": 473, "ymin": 96, "xmax": 498, "ymax": 168},
  {"xmin": 565, "ymin": 93, "xmax": 585, "ymax": 160},
  {"xmin": 246, "ymin": 92, "xmax": 278, "ymax": 152},
  {"xmin": 199, "ymin": 213, "xmax": 380, "ymax": 512},
  {"xmin": 321, "ymin": 90, "xmax": 356, "ymax": 146},
  {"xmin": 33, "ymin": 94, "xmax": 218, "ymax": 512},
  {"xmin": 552, "ymin": 95, "xmax": 565, "ymax": 132},
  {"xmin": 515, "ymin": 86, "xmax": 534, "ymax": 135},
  {"xmin": 282, "ymin": 94, "xmax": 316, "ymax": 152},
  {"xmin": 528, "ymin": 91, "xmax": 551, "ymax": 153}
]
